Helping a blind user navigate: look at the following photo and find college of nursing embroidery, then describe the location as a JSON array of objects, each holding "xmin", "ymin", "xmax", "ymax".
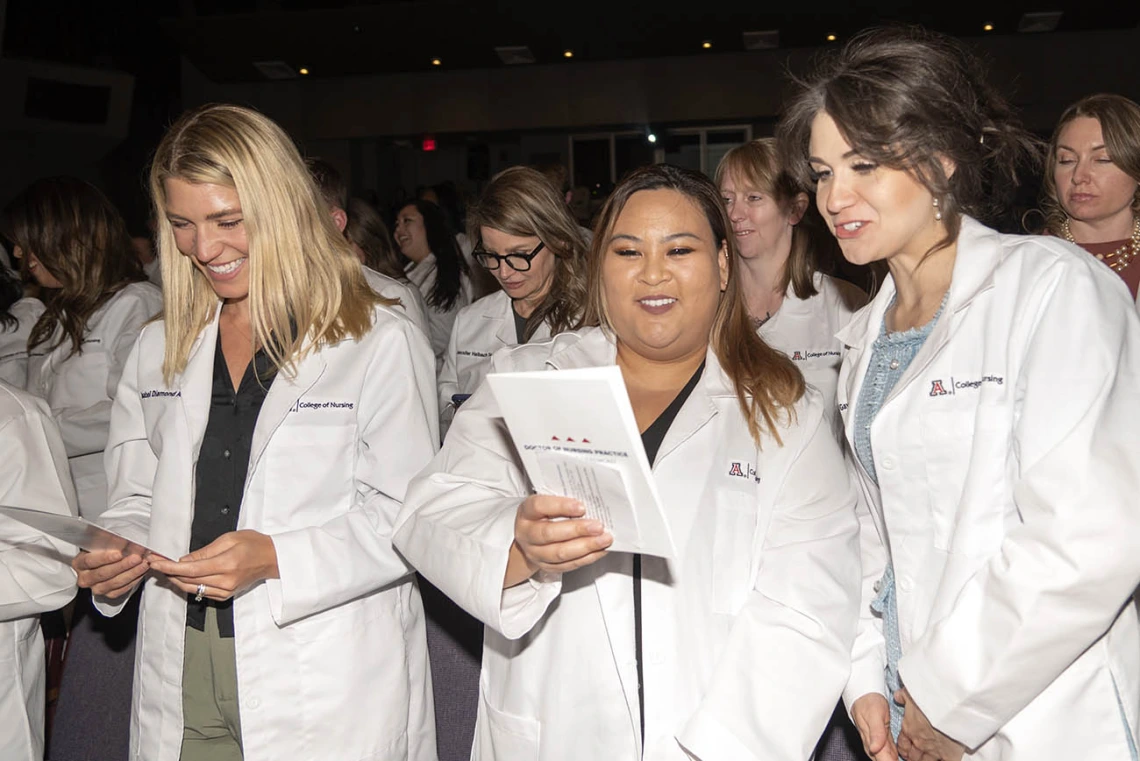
[{"xmin": 928, "ymin": 375, "xmax": 1004, "ymax": 396}]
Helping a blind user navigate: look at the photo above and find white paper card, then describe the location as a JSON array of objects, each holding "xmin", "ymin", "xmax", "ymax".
[
  {"xmin": 486, "ymin": 365, "xmax": 676, "ymax": 558},
  {"xmin": 0, "ymin": 505, "xmax": 155, "ymax": 557}
]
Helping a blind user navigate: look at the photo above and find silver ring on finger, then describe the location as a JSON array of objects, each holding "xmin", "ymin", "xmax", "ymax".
[{"xmin": 194, "ymin": 583, "xmax": 206, "ymax": 602}]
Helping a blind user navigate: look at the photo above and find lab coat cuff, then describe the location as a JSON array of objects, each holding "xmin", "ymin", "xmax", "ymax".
[
  {"xmin": 843, "ymin": 654, "xmax": 890, "ymax": 720},
  {"xmin": 678, "ymin": 709, "xmax": 761, "ymax": 761},
  {"xmin": 91, "ymin": 588, "xmax": 135, "ymax": 618},
  {"xmin": 497, "ymin": 571, "xmax": 561, "ymax": 640},
  {"xmin": 899, "ymin": 654, "xmax": 991, "ymax": 750},
  {"xmin": 263, "ymin": 530, "xmax": 317, "ymax": 627}
]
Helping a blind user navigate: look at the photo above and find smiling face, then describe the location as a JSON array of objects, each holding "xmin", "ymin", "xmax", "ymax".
[
  {"xmin": 163, "ymin": 178, "xmax": 250, "ymax": 303},
  {"xmin": 13, "ymin": 245, "xmax": 63, "ymax": 289},
  {"xmin": 1054, "ymin": 116, "xmax": 1139, "ymax": 233},
  {"xmin": 601, "ymin": 188, "xmax": 728, "ymax": 363},
  {"xmin": 394, "ymin": 204, "xmax": 431, "ymax": 262},
  {"xmin": 719, "ymin": 170, "xmax": 804, "ymax": 261},
  {"xmin": 808, "ymin": 110, "xmax": 947, "ymax": 267},
  {"xmin": 477, "ymin": 226, "xmax": 556, "ymax": 310}
]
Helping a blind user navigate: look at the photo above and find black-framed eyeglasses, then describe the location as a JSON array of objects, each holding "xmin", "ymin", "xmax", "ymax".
[{"xmin": 473, "ymin": 240, "xmax": 545, "ymax": 272}]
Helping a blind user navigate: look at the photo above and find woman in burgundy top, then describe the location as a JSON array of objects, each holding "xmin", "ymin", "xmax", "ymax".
[{"xmin": 1042, "ymin": 93, "xmax": 1140, "ymax": 308}]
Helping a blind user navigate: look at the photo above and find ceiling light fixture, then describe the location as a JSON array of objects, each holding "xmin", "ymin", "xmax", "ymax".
[
  {"xmin": 702, "ymin": 40, "xmax": 712, "ymax": 49},
  {"xmin": 431, "ymin": 58, "xmax": 441, "ymax": 66},
  {"xmin": 826, "ymin": 34, "xmax": 837, "ymax": 42},
  {"xmin": 299, "ymin": 67, "xmax": 310, "ymax": 75},
  {"xmin": 983, "ymin": 23, "xmax": 994, "ymax": 32},
  {"xmin": 563, "ymin": 50, "xmax": 573, "ymax": 58}
]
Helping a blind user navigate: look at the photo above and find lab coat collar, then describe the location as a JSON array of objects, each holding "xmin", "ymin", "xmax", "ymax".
[
  {"xmin": 179, "ymin": 304, "xmax": 223, "ymax": 454},
  {"xmin": 836, "ymin": 216, "xmax": 1000, "ymax": 352},
  {"xmin": 485, "ymin": 291, "xmax": 516, "ymax": 348}
]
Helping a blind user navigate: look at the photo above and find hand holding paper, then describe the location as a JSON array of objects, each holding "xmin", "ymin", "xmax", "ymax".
[
  {"xmin": 487, "ymin": 366, "xmax": 676, "ymax": 559},
  {"xmin": 506, "ymin": 494, "xmax": 614, "ymax": 587}
]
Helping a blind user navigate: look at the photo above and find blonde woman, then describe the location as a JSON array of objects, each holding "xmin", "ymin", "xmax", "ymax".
[
  {"xmin": 716, "ymin": 139, "xmax": 866, "ymax": 410},
  {"xmin": 395, "ymin": 164, "xmax": 859, "ymax": 759},
  {"xmin": 71, "ymin": 104, "xmax": 439, "ymax": 761},
  {"xmin": 438, "ymin": 166, "xmax": 589, "ymax": 437}
]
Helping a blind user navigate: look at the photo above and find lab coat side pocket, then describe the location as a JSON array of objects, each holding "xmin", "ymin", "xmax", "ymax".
[
  {"xmin": 712, "ymin": 490, "xmax": 759, "ymax": 616},
  {"xmin": 474, "ymin": 683, "xmax": 541, "ymax": 761}
]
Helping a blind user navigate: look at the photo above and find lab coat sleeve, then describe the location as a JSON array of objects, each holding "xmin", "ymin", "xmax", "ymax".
[
  {"xmin": 52, "ymin": 290, "xmax": 155, "ymax": 458},
  {"xmin": 0, "ymin": 401, "xmax": 79, "ymax": 621},
  {"xmin": 93, "ymin": 337, "xmax": 157, "ymax": 618},
  {"xmin": 842, "ymin": 460, "xmax": 890, "ymax": 713},
  {"xmin": 393, "ymin": 349, "xmax": 562, "ymax": 640},
  {"xmin": 264, "ymin": 318, "xmax": 440, "ymax": 626},
  {"xmin": 679, "ymin": 400, "xmax": 861, "ymax": 761},
  {"xmin": 899, "ymin": 261, "xmax": 1140, "ymax": 749},
  {"xmin": 437, "ymin": 313, "xmax": 461, "ymax": 440}
]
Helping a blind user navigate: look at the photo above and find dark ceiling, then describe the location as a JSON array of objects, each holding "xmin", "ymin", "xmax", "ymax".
[
  {"xmin": 8, "ymin": 1, "xmax": 1133, "ymax": 85},
  {"xmin": 161, "ymin": 1, "xmax": 1140, "ymax": 81}
]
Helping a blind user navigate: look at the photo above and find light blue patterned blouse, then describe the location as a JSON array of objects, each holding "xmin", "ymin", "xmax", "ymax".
[{"xmin": 852, "ymin": 297, "xmax": 944, "ymax": 740}]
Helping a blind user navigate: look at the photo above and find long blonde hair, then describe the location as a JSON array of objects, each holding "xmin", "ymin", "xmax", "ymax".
[
  {"xmin": 582, "ymin": 164, "xmax": 803, "ymax": 446},
  {"xmin": 149, "ymin": 104, "xmax": 387, "ymax": 384},
  {"xmin": 466, "ymin": 166, "xmax": 588, "ymax": 341}
]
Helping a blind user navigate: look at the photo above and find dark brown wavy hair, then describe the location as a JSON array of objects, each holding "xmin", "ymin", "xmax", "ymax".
[
  {"xmin": 581, "ymin": 164, "xmax": 804, "ymax": 446},
  {"xmin": 466, "ymin": 166, "xmax": 588, "ymax": 341},
  {"xmin": 1, "ymin": 176, "xmax": 145, "ymax": 355},
  {"xmin": 778, "ymin": 26, "xmax": 1042, "ymax": 257}
]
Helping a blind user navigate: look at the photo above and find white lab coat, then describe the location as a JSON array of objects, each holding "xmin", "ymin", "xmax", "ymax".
[
  {"xmin": 405, "ymin": 253, "xmax": 474, "ymax": 371},
  {"xmin": 0, "ymin": 381, "xmax": 79, "ymax": 761},
  {"xmin": 437, "ymin": 290, "xmax": 552, "ymax": 438},
  {"xmin": 26, "ymin": 282, "xmax": 163, "ymax": 519},
  {"xmin": 838, "ymin": 217, "xmax": 1140, "ymax": 758},
  {"xmin": 394, "ymin": 326, "xmax": 861, "ymax": 761},
  {"xmin": 93, "ymin": 303, "xmax": 440, "ymax": 761},
  {"xmin": 0, "ymin": 297, "xmax": 45, "ymax": 389},
  {"xmin": 361, "ymin": 264, "xmax": 431, "ymax": 338},
  {"xmin": 759, "ymin": 272, "xmax": 866, "ymax": 413}
]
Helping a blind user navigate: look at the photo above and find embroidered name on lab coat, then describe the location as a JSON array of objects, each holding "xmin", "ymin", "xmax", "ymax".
[
  {"xmin": 457, "ymin": 350, "xmax": 492, "ymax": 358},
  {"xmin": 141, "ymin": 389, "xmax": 182, "ymax": 399}
]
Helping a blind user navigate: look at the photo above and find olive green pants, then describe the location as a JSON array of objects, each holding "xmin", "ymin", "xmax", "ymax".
[{"xmin": 180, "ymin": 606, "xmax": 243, "ymax": 761}]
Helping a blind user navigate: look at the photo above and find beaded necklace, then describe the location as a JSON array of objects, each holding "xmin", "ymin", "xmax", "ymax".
[{"xmin": 1062, "ymin": 216, "xmax": 1140, "ymax": 273}]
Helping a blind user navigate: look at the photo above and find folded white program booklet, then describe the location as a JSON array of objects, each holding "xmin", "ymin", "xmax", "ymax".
[
  {"xmin": 0, "ymin": 505, "xmax": 155, "ymax": 556},
  {"xmin": 486, "ymin": 365, "xmax": 676, "ymax": 559}
]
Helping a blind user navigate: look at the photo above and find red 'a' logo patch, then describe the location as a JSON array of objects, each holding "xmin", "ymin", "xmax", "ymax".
[{"xmin": 929, "ymin": 380, "xmax": 949, "ymax": 396}]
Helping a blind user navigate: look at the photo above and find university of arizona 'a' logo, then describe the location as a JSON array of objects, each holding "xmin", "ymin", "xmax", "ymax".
[
  {"xmin": 929, "ymin": 380, "xmax": 949, "ymax": 396},
  {"xmin": 791, "ymin": 350, "xmax": 803, "ymax": 360},
  {"xmin": 728, "ymin": 462, "xmax": 745, "ymax": 477}
]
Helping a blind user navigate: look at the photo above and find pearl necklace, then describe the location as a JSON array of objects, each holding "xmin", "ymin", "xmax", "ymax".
[{"xmin": 1062, "ymin": 217, "xmax": 1140, "ymax": 273}]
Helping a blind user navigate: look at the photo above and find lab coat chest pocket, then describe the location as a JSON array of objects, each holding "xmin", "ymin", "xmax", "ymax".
[
  {"xmin": 54, "ymin": 348, "xmax": 109, "ymax": 405},
  {"xmin": 920, "ymin": 405, "xmax": 1008, "ymax": 555},
  {"xmin": 264, "ymin": 421, "xmax": 356, "ymax": 524},
  {"xmin": 711, "ymin": 484, "xmax": 759, "ymax": 615}
]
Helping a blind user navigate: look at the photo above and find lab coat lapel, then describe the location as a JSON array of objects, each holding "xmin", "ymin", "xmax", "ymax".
[
  {"xmin": 491, "ymin": 296, "xmax": 516, "ymax": 348},
  {"xmin": 592, "ymin": 565, "xmax": 642, "ymax": 752},
  {"xmin": 652, "ymin": 348, "xmax": 720, "ymax": 466},
  {"xmin": 248, "ymin": 345, "xmax": 327, "ymax": 475},
  {"xmin": 179, "ymin": 307, "xmax": 221, "ymax": 455}
]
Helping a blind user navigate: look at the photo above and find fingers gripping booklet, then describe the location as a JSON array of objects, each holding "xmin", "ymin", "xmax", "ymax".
[{"xmin": 486, "ymin": 366, "xmax": 677, "ymax": 559}]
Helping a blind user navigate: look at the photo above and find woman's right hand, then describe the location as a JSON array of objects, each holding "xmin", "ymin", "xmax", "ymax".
[
  {"xmin": 852, "ymin": 693, "xmax": 899, "ymax": 761},
  {"xmin": 72, "ymin": 549, "xmax": 150, "ymax": 599},
  {"xmin": 503, "ymin": 495, "xmax": 613, "ymax": 588}
]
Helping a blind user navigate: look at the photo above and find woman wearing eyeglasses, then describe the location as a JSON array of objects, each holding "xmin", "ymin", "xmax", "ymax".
[{"xmin": 437, "ymin": 167, "xmax": 589, "ymax": 439}]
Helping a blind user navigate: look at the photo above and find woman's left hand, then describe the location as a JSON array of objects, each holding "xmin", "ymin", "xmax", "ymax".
[
  {"xmin": 895, "ymin": 688, "xmax": 967, "ymax": 761},
  {"xmin": 148, "ymin": 530, "xmax": 279, "ymax": 602}
]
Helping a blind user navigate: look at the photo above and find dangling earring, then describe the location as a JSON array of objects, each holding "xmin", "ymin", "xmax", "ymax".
[{"xmin": 933, "ymin": 197, "xmax": 943, "ymax": 222}]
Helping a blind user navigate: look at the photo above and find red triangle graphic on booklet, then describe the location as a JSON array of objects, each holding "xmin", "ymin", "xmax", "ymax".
[
  {"xmin": 567, "ymin": 437, "xmax": 576, "ymax": 442},
  {"xmin": 582, "ymin": 439, "xmax": 590, "ymax": 443},
  {"xmin": 551, "ymin": 436, "xmax": 560, "ymax": 441}
]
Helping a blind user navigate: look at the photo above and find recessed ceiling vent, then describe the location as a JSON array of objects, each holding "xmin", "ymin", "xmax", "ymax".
[
  {"xmin": 252, "ymin": 60, "xmax": 299, "ymax": 80},
  {"xmin": 742, "ymin": 30, "xmax": 780, "ymax": 50},
  {"xmin": 495, "ymin": 46, "xmax": 536, "ymax": 65},
  {"xmin": 1017, "ymin": 11, "xmax": 1063, "ymax": 33}
]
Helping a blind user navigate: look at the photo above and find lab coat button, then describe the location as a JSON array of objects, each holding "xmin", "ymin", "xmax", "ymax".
[
  {"xmin": 248, "ymin": 697, "xmax": 260, "ymax": 709},
  {"xmin": 881, "ymin": 456, "xmax": 896, "ymax": 470},
  {"xmin": 899, "ymin": 576, "xmax": 914, "ymax": 592}
]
